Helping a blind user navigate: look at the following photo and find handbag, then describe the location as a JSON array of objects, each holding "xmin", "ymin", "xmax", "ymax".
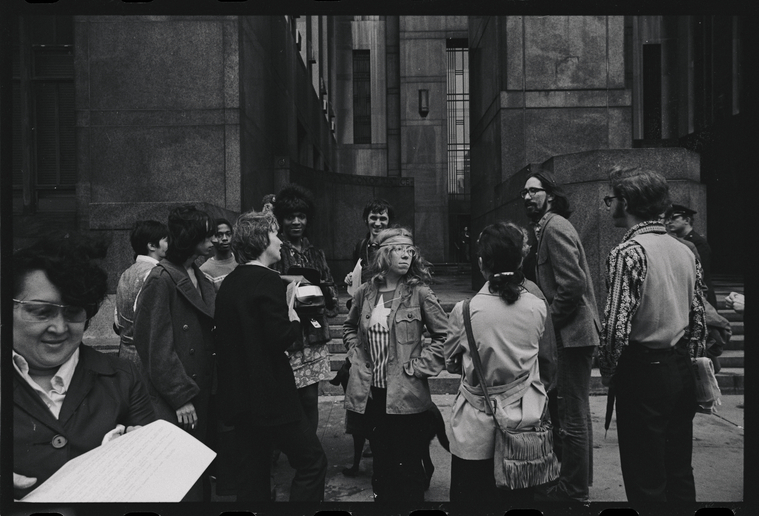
[{"xmin": 462, "ymin": 298, "xmax": 560, "ymax": 490}]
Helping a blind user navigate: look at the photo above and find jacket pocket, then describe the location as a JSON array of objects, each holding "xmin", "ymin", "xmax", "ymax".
[{"xmin": 395, "ymin": 307, "xmax": 422, "ymax": 345}]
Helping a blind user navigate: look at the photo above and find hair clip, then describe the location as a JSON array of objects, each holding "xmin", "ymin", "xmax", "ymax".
[{"xmin": 493, "ymin": 272, "xmax": 515, "ymax": 279}]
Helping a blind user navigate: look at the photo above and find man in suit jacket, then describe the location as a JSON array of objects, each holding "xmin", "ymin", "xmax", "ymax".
[{"xmin": 522, "ymin": 169, "xmax": 600, "ymax": 503}]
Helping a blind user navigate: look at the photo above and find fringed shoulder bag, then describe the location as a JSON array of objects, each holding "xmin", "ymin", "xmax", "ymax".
[{"xmin": 462, "ymin": 298, "xmax": 560, "ymax": 490}]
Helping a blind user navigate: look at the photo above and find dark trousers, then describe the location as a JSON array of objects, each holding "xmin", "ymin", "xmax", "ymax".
[
  {"xmin": 449, "ymin": 454, "xmax": 535, "ymax": 505},
  {"xmin": 298, "ymin": 382, "xmax": 320, "ymax": 433},
  {"xmin": 365, "ymin": 386, "xmax": 427, "ymax": 502},
  {"xmin": 553, "ymin": 343, "xmax": 594, "ymax": 501},
  {"xmin": 233, "ymin": 414, "xmax": 327, "ymax": 502},
  {"xmin": 614, "ymin": 342, "xmax": 697, "ymax": 502}
]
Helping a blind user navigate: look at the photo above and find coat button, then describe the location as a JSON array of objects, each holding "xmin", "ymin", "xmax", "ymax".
[
  {"xmin": 51, "ymin": 435, "xmax": 68, "ymax": 449},
  {"xmin": 192, "ymin": 373, "xmax": 197, "ymax": 379},
  {"xmin": 189, "ymin": 348, "xmax": 195, "ymax": 355},
  {"xmin": 366, "ymin": 363, "xmax": 371, "ymax": 368},
  {"xmin": 183, "ymin": 325, "xmax": 189, "ymax": 331},
  {"xmin": 408, "ymin": 313, "xmax": 413, "ymax": 318},
  {"xmin": 365, "ymin": 314, "xmax": 370, "ymax": 319}
]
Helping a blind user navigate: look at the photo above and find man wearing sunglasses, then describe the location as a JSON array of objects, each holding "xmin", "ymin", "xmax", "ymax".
[{"xmin": 522, "ymin": 169, "xmax": 600, "ymax": 504}]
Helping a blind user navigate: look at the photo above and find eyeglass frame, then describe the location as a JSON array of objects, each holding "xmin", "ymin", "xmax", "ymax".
[
  {"xmin": 603, "ymin": 195, "xmax": 624, "ymax": 208},
  {"xmin": 389, "ymin": 245, "xmax": 417, "ymax": 257},
  {"xmin": 12, "ymin": 299, "xmax": 88, "ymax": 323},
  {"xmin": 519, "ymin": 187, "xmax": 546, "ymax": 199}
]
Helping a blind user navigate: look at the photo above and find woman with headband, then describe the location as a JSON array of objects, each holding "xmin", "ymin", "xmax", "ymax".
[
  {"xmin": 444, "ymin": 221, "xmax": 557, "ymax": 504},
  {"xmin": 342, "ymin": 227, "xmax": 447, "ymax": 502}
]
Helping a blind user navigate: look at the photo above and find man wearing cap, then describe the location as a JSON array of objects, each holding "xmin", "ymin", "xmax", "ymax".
[
  {"xmin": 522, "ymin": 168, "xmax": 600, "ymax": 503},
  {"xmin": 665, "ymin": 204, "xmax": 717, "ymax": 308}
]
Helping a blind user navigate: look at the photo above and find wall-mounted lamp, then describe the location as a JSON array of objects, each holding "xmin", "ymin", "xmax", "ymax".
[{"xmin": 418, "ymin": 89, "xmax": 429, "ymax": 118}]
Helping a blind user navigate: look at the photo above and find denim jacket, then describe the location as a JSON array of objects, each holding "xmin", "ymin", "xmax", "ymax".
[{"xmin": 343, "ymin": 278, "xmax": 447, "ymax": 415}]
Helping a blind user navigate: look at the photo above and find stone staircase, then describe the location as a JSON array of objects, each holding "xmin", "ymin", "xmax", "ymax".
[{"xmin": 320, "ymin": 271, "xmax": 746, "ymax": 396}]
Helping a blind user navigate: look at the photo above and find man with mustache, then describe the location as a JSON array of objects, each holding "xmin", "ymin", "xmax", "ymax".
[{"xmin": 522, "ymin": 169, "xmax": 600, "ymax": 503}]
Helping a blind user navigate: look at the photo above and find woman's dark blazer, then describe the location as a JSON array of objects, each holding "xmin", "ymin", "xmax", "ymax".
[
  {"xmin": 133, "ymin": 259, "xmax": 216, "ymax": 441},
  {"xmin": 13, "ymin": 345, "xmax": 156, "ymax": 499},
  {"xmin": 214, "ymin": 264, "xmax": 302, "ymax": 426}
]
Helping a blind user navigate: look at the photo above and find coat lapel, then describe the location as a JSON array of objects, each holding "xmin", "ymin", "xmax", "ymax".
[
  {"xmin": 13, "ymin": 375, "xmax": 63, "ymax": 432},
  {"xmin": 159, "ymin": 260, "xmax": 215, "ymax": 320}
]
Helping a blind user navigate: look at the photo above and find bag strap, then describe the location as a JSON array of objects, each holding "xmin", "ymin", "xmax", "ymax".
[{"xmin": 463, "ymin": 298, "xmax": 501, "ymax": 431}]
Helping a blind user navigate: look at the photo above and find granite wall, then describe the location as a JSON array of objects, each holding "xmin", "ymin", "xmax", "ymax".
[
  {"xmin": 399, "ymin": 16, "xmax": 468, "ymax": 263},
  {"xmin": 477, "ymin": 148, "xmax": 704, "ymax": 318},
  {"xmin": 74, "ymin": 16, "xmax": 244, "ymax": 292}
]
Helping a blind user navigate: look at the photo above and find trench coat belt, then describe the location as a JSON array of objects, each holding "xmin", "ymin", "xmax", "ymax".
[{"xmin": 458, "ymin": 370, "xmax": 531, "ymax": 414}]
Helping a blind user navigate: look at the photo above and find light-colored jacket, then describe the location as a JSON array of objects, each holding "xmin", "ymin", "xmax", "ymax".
[
  {"xmin": 444, "ymin": 283, "xmax": 548, "ymax": 460},
  {"xmin": 536, "ymin": 211, "xmax": 600, "ymax": 347},
  {"xmin": 343, "ymin": 278, "xmax": 447, "ymax": 415}
]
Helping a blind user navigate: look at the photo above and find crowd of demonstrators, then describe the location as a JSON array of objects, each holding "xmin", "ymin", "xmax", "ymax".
[
  {"xmin": 13, "ymin": 168, "xmax": 733, "ymax": 505},
  {"xmin": 200, "ymin": 218, "xmax": 238, "ymax": 292},
  {"xmin": 12, "ymin": 234, "xmax": 156, "ymax": 500},
  {"xmin": 599, "ymin": 167, "xmax": 707, "ymax": 502},
  {"xmin": 114, "ymin": 220, "xmax": 168, "ymax": 365},
  {"xmin": 521, "ymin": 169, "xmax": 599, "ymax": 504},
  {"xmin": 444, "ymin": 222, "xmax": 557, "ymax": 504},
  {"xmin": 132, "ymin": 205, "xmax": 217, "ymax": 501},
  {"xmin": 214, "ymin": 210, "xmax": 328, "ymax": 501},
  {"xmin": 342, "ymin": 226, "xmax": 448, "ymax": 502}
]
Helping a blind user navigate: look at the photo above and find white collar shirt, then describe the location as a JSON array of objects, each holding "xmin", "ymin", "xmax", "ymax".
[{"xmin": 12, "ymin": 346, "xmax": 80, "ymax": 419}]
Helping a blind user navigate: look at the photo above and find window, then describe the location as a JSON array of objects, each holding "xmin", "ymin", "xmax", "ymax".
[
  {"xmin": 446, "ymin": 39, "xmax": 469, "ymax": 196},
  {"xmin": 642, "ymin": 44, "xmax": 662, "ymax": 140},
  {"xmin": 352, "ymin": 50, "xmax": 371, "ymax": 144},
  {"xmin": 13, "ymin": 16, "xmax": 76, "ymax": 213}
]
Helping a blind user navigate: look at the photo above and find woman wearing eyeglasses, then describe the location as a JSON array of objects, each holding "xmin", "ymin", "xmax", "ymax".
[
  {"xmin": 343, "ymin": 227, "xmax": 448, "ymax": 502},
  {"xmin": 12, "ymin": 234, "xmax": 155, "ymax": 500}
]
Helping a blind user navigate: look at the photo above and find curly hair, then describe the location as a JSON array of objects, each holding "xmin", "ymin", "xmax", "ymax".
[
  {"xmin": 366, "ymin": 227, "xmax": 432, "ymax": 287},
  {"xmin": 129, "ymin": 220, "xmax": 168, "ymax": 260},
  {"xmin": 165, "ymin": 205, "xmax": 215, "ymax": 265},
  {"xmin": 609, "ymin": 166, "xmax": 670, "ymax": 221},
  {"xmin": 527, "ymin": 168, "xmax": 573, "ymax": 219},
  {"xmin": 272, "ymin": 184, "xmax": 316, "ymax": 228},
  {"xmin": 477, "ymin": 221, "xmax": 526, "ymax": 304},
  {"xmin": 13, "ymin": 233, "xmax": 109, "ymax": 321},
  {"xmin": 231, "ymin": 210, "xmax": 279, "ymax": 264}
]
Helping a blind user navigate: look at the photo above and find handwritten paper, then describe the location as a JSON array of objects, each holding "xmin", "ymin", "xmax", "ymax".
[{"xmin": 21, "ymin": 419, "xmax": 216, "ymax": 503}]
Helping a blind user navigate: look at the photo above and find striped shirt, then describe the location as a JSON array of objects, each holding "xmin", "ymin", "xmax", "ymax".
[
  {"xmin": 367, "ymin": 292, "xmax": 393, "ymax": 388},
  {"xmin": 598, "ymin": 220, "xmax": 707, "ymax": 378}
]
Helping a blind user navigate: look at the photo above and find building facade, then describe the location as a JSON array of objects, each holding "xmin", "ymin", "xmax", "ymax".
[{"xmin": 10, "ymin": 15, "xmax": 749, "ymax": 295}]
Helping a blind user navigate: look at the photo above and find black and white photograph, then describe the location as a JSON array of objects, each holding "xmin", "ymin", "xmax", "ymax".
[{"xmin": 2, "ymin": 2, "xmax": 755, "ymax": 515}]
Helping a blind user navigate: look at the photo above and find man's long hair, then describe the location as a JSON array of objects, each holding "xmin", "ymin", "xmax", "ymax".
[{"xmin": 527, "ymin": 168, "xmax": 573, "ymax": 219}]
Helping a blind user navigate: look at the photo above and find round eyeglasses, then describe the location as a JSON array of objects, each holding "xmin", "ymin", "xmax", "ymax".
[
  {"xmin": 13, "ymin": 299, "xmax": 88, "ymax": 323},
  {"xmin": 519, "ymin": 187, "xmax": 546, "ymax": 199},
  {"xmin": 390, "ymin": 245, "xmax": 416, "ymax": 257}
]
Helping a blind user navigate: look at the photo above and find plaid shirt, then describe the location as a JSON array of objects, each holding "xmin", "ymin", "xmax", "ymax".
[{"xmin": 598, "ymin": 221, "xmax": 706, "ymax": 378}]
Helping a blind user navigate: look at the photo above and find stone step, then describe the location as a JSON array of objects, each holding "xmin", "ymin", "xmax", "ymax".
[{"xmin": 321, "ymin": 367, "xmax": 744, "ymax": 396}]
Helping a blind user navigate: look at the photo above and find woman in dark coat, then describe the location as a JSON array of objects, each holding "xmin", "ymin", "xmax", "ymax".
[
  {"xmin": 133, "ymin": 205, "xmax": 216, "ymax": 501},
  {"xmin": 214, "ymin": 210, "xmax": 328, "ymax": 502},
  {"xmin": 12, "ymin": 234, "xmax": 155, "ymax": 500}
]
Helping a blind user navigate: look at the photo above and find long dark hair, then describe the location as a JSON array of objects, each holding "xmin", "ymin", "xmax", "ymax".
[
  {"xmin": 528, "ymin": 168, "xmax": 572, "ymax": 219},
  {"xmin": 477, "ymin": 222, "xmax": 525, "ymax": 304},
  {"xmin": 165, "ymin": 205, "xmax": 214, "ymax": 265}
]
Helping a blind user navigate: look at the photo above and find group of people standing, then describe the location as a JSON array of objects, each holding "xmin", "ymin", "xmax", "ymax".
[{"xmin": 12, "ymin": 165, "xmax": 718, "ymax": 505}]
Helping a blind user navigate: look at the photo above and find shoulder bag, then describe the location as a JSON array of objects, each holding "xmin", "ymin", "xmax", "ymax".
[{"xmin": 463, "ymin": 298, "xmax": 559, "ymax": 490}]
